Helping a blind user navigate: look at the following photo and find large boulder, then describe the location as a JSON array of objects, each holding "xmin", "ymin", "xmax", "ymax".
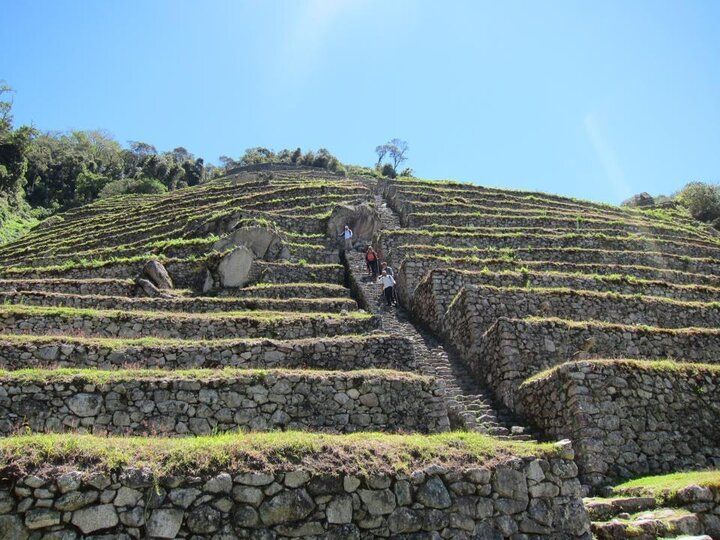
[
  {"xmin": 134, "ymin": 277, "xmax": 174, "ymax": 298},
  {"xmin": 143, "ymin": 260, "xmax": 173, "ymax": 289},
  {"xmin": 213, "ymin": 226, "xmax": 287, "ymax": 260},
  {"xmin": 622, "ymin": 192, "xmax": 655, "ymax": 208},
  {"xmin": 217, "ymin": 245, "xmax": 254, "ymax": 288},
  {"xmin": 327, "ymin": 203, "xmax": 381, "ymax": 246}
]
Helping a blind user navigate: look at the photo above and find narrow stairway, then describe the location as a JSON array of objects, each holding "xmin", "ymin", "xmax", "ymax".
[{"xmin": 343, "ymin": 190, "xmax": 533, "ymax": 440}]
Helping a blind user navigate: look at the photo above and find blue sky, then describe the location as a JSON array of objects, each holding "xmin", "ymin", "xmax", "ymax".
[{"xmin": 1, "ymin": 0, "xmax": 718, "ymax": 204}]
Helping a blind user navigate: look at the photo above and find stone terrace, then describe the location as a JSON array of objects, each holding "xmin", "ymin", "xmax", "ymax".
[
  {"xmin": 377, "ymin": 176, "xmax": 720, "ymax": 510},
  {"xmin": 0, "ymin": 167, "xmax": 717, "ymax": 537},
  {"xmin": 0, "ymin": 167, "xmax": 597, "ymax": 538}
]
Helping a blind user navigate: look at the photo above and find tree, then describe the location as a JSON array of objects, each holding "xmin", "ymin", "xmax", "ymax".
[
  {"xmin": 676, "ymin": 182, "xmax": 720, "ymax": 222},
  {"xmin": 0, "ymin": 83, "xmax": 14, "ymax": 135},
  {"xmin": 374, "ymin": 139, "xmax": 409, "ymax": 171},
  {"xmin": 375, "ymin": 144, "xmax": 390, "ymax": 166},
  {"xmin": 388, "ymin": 138, "xmax": 409, "ymax": 170}
]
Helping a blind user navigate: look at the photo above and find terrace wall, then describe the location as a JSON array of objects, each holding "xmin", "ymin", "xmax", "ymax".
[
  {"xmin": 396, "ymin": 257, "xmax": 720, "ymax": 308},
  {"xmin": 0, "ymin": 371, "xmax": 450, "ymax": 436},
  {"xmin": 405, "ymin": 213, "xmax": 718, "ymax": 247},
  {"xmin": 392, "ymin": 245, "xmax": 720, "ymax": 282},
  {"xmin": 0, "ymin": 310, "xmax": 378, "ymax": 340},
  {"xmin": 0, "ymin": 334, "xmax": 416, "ymax": 372},
  {"xmin": 442, "ymin": 286, "xmax": 720, "ymax": 365},
  {"xmin": 517, "ymin": 360, "xmax": 720, "ymax": 487},
  {"xmin": 0, "ymin": 455, "xmax": 589, "ymax": 539},
  {"xmin": 0, "ymin": 291, "xmax": 358, "ymax": 314},
  {"xmin": 478, "ymin": 318, "xmax": 720, "ymax": 411},
  {"xmin": 381, "ymin": 231, "xmax": 720, "ymax": 269},
  {"xmin": 412, "ymin": 268, "xmax": 720, "ymax": 332}
]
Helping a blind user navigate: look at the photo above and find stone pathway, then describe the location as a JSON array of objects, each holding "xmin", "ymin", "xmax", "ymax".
[{"xmin": 344, "ymin": 191, "xmax": 534, "ymax": 440}]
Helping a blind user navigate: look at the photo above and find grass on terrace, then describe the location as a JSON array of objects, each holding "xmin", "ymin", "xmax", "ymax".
[
  {"xmin": 522, "ymin": 358, "xmax": 720, "ymax": 387},
  {"xmin": 0, "ymin": 332, "xmax": 392, "ymax": 349},
  {"xmin": 428, "ymin": 267, "xmax": 720, "ymax": 293},
  {"xmin": 521, "ymin": 316, "xmax": 720, "ymax": 336},
  {"xmin": 0, "ymin": 367, "xmax": 425, "ymax": 385},
  {"xmin": 0, "ymin": 304, "xmax": 372, "ymax": 321},
  {"xmin": 457, "ymin": 283, "xmax": 720, "ymax": 309},
  {"xmin": 613, "ymin": 470, "xmax": 720, "ymax": 500},
  {"xmin": 0, "ymin": 431, "xmax": 558, "ymax": 477}
]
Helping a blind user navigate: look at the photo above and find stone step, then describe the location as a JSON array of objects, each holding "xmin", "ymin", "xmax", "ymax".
[
  {"xmin": 591, "ymin": 508, "xmax": 703, "ymax": 540},
  {"xmin": 585, "ymin": 497, "xmax": 658, "ymax": 521}
]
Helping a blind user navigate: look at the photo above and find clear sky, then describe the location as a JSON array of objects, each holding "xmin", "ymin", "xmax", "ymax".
[{"xmin": 1, "ymin": 0, "xmax": 718, "ymax": 204}]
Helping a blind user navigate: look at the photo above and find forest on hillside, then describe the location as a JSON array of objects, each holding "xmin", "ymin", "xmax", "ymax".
[{"xmin": 0, "ymin": 84, "xmax": 367, "ymax": 243}]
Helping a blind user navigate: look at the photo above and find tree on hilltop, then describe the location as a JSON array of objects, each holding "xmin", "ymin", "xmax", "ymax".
[{"xmin": 374, "ymin": 138, "xmax": 409, "ymax": 177}]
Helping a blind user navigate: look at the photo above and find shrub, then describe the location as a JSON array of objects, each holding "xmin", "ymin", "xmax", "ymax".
[
  {"xmin": 676, "ymin": 182, "xmax": 720, "ymax": 222},
  {"xmin": 99, "ymin": 177, "xmax": 168, "ymax": 198},
  {"xmin": 381, "ymin": 163, "xmax": 397, "ymax": 178}
]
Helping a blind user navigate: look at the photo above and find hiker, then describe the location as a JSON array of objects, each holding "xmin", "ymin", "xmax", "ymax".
[
  {"xmin": 381, "ymin": 262, "xmax": 397, "ymax": 303},
  {"xmin": 339, "ymin": 224, "xmax": 353, "ymax": 251},
  {"xmin": 378, "ymin": 269, "xmax": 397, "ymax": 306},
  {"xmin": 366, "ymin": 246, "xmax": 379, "ymax": 277}
]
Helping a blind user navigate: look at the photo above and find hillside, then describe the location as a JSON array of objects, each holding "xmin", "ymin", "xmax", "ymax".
[{"xmin": 0, "ymin": 165, "xmax": 717, "ymax": 538}]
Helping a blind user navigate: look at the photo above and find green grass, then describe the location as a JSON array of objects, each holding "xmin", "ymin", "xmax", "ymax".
[
  {"xmin": 0, "ymin": 367, "xmax": 425, "ymax": 385},
  {"xmin": 613, "ymin": 470, "xmax": 720, "ymax": 501},
  {"xmin": 522, "ymin": 358, "xmax": 720, "ymax": 387},
  {"xmin": 0, "ymin": 332, "xmax": 393, "ymax": 349},
  {"xmin": 0, "ymin": 431, "xmax": 559, "ymax": 478},
  {"xmin": 0, "ymin": 304, "xmax": 373, "ymax": 321}
]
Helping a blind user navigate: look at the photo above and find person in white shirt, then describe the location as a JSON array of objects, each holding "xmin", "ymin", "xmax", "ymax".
[
  {"xmin": 339, "ymin": 225, "xmax": 353, "ymax": 251},
  {"xmin": 377, "ymin": 270, "xmax": 397, "ymax": 307}
]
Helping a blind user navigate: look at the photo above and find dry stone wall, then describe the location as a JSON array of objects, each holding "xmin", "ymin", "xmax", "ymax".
[
  {"xmin": 478, "ymin": 317, "xmax": 720, "ymax": 411},
  {"xmin": 443, "ymin": 285, "xmax": 720, "ymax": 364},
  {"xmin": 0, "ymin": 334, "xmax": 415, "ymax": 371},
  {"xmin": 0, "ymin": 278, "xmax": 138, "ymax": 297},
  {"xmin": 0, "ymin": 370, "xmax": 449, "ymax": 436},
  {"xmin": 405, "ymin": 213, "xmax": 717, "ymax": 246},
  {"xmin": 396, "ymin": 257, "xmax": 720, "ymax": 309},
  {"xmin": 381, "ymin": 231, "xmax": 720, "ymax": 267},
  {"xmin": 393, "ymin": 244, "xmax": 720, "ymax": 282},
  {"xmin": 0, "ymin": 309, "xmax": 378, "ymax": 340},
  {"xmin": 0, "ymin": 453, "xmax": 590, "ymax": 539},
  {"xmin": 0, "ymin": 291, "xmax": 358, "ymax": 314},
  {"xmin": 517, "ymin": 360, "xmax": 720, "ymax": 487},
  {"xmin": 413, "ymin": 268, "xmax": 720, "ymax": 332}
]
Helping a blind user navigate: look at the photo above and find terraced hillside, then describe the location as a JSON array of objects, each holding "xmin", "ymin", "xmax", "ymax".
[
  {"xmin": 0, "ymin": 166, "xmax": 715, "ymax": 538},
  {"xmin": 378, "ymin": 176, "xmax": 720, "ymax": 538}
]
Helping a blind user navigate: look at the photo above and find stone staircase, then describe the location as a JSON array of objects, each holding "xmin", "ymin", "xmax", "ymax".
[{"xmin": 344, "ymin": 189, "xmax": 535, "ymax": 440}]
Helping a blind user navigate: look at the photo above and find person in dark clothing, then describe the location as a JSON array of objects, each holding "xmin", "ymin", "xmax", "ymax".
[{"xmin": 366, "ymin": 246, "xmax": 379, "ymax": 278}]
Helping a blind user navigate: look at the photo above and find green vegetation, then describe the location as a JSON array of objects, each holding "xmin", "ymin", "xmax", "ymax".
[
  {"xmin": 613, "ymin": 470, "xmax": 720, "ymax": 500},
  {"xmin": 0, "ymin": 431, "xmax": 558, "ymax": 478},
  {"xmin": 522, "ymin": 358, "xmax": 720, "ymax": 387},
  {"xmin": 0, "ymin": 303, "xmax": 372, "ymax": 321},
  {"xmin": 0, "ymin": 367, "xmax": 425, "ymax": 385}
]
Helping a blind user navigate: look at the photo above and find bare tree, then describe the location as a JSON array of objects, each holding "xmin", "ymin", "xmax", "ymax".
[
  {"xmin": 375, "ymin": 144, "xmax": 390, "ymax": 166},
  {"xmin": 388, "ymin": 139, "xmax": 409, "ymax": 170}
]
